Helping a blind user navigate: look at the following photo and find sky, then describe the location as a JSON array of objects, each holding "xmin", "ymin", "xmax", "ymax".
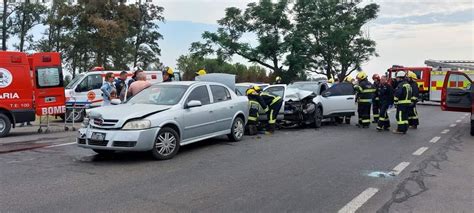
[
  {"xmin": 157, "ymin": 0, "xmax": 474, "ymax": 78},
  {"xmin": 7, "ymin": 0, "xmax": 474, "ymax": 78}
]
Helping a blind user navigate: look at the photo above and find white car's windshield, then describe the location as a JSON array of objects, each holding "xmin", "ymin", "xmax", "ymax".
[
  {"xmin": 288, "ymin": 83, "xmax": 319, "ymax": 92},
  {"xmin": 65, "ymin": 74, "xmax": 84, "ymax": 89},
  {"xmin": 128, "ymin": 85, "xmax": 189, "ymax": 105}
]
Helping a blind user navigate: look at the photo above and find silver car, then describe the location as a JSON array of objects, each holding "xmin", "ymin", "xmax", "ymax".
[{"xmin": 77, "ymin": 81, "xmax": 248, "ymax": 160}]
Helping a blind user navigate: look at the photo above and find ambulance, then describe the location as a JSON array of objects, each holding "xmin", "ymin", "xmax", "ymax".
[
  {"xmin": 0, "ymin": 51, "xmax": 65, "ymax": 137},
  {"xmin": 64, "ymin": 68, "xmax": 163, "ymax": 122},
  {"xmin": 387, "ymin": 65, "xmax": 474, "ymax": 102}
]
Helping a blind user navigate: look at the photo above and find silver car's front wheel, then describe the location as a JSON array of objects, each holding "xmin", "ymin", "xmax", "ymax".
[
  {"xmin": 151, "ymin": 127, "xmax": 180, "ymax": 160},
  {"xmin": 228, "ymin": 117, "xmax": 244, "ymax": 142}
]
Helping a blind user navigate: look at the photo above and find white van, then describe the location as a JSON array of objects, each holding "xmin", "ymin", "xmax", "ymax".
[{"xmin": 64, "ymin": 70, "xmax": 163, "ymax": 121}]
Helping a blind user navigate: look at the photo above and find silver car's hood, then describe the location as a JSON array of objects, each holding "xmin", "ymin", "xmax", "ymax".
[
  {"xmin": 88, "ymin": 104, "xmax": 171, "ymax": 120},
  {"xmin": 284, "ymin": 88, "xmax": 315, "ymax": 101}
]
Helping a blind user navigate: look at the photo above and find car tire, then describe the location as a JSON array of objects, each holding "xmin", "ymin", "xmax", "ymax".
[
  {"xmin": 228, "ymin": 117, "xmax": 245, "ymax": 142},
  {"xmin": 151, "ymin": 127, "xmax": 180, "ymax": 160},
  {"xmin": 314, "ymin": 107, "xmax": 322, "ymax": 128},
  {"xmin": 470, "ymin": 119, "xmax": 474, "ymax": 136},
  {"xmin": 92, "ymin": 149, "xmax": 115, "ymax": 155},
  {"xmin": 345, "ymin": 117, "xmax": 351, "ymax": 124},
  {"xmin": 0, "ymin": 113, "xmax": 12, "ymax": 138}
]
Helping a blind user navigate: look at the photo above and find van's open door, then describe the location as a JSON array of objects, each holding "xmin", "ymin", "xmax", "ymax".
[
  {"xmin": 29, "ymin": 52, "xmax": 66, "ymax": 116},
  {"xmin": 441, "ymin": 71, "xmax": 472, "ymax": 112}
]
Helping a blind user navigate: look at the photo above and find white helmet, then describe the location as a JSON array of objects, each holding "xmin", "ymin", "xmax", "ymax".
[{"xmin": 396, "ymin": 71, "xmax": 406, "ymax": 78}]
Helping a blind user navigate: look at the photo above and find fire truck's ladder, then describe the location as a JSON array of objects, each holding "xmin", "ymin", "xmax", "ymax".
[{"xmin": 425, "ymin": 60, "xmax": 474, "ymax": 70}]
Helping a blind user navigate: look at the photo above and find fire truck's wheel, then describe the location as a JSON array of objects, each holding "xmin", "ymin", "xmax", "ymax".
[{"xmin": 0, "ymin": 114, "xmax": 12, "ymax": 138}]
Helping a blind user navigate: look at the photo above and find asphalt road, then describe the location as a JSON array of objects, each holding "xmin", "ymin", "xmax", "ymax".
[{"xmin": 0, "ymin": 105, "xmax": 472, "ymax": 212}]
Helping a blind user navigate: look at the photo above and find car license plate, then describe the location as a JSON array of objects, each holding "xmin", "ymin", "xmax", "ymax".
[{"xmin": 91, "ymin": 132, "xmax": 106, "ymax": 141}]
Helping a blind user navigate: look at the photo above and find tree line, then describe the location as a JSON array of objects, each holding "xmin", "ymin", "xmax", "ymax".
[{"xmin": 1, "ymin": 0, "xmax": 164, "ymax": 77}]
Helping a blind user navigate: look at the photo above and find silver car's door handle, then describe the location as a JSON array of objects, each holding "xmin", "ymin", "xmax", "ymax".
[
  {"xmin": 209, "ymin": 110, "xmax": 213, "ymax": 113},
  {"xmin": 347, "ymin": 97, "xmax": 354, "ymax": 100}
]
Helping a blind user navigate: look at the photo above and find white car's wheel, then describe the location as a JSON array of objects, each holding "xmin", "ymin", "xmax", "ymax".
[
  {"xmin": 151, "ymin": 127, "xmax": 180, "ymax": 160},
  {"xmin": 228, "ymin": 117, "xmax": 244, "ymax": 142},
  {"xmin": 314, "ymin": 107, "xmax": 322, "ymax": 128}
]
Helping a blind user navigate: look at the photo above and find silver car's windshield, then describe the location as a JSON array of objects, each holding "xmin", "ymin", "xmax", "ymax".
[
  {"xmin": 128, "ymin": 85, "xmax": 189, "ymax": 105},
  {"xmin": 65, "ymin": 74, "xmax": 85, "ymax": 89}
]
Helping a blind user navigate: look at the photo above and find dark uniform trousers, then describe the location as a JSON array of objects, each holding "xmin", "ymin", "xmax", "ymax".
[
  {"xmin": 396, "ymin": 104, "xmax": 410, "ymax": 132},
  {"xmin": 358, "ymin": 102, "xmax": 372, "ymax": 126},
  {"xmin": 372, "ymin": 98, "xmax": 380, "ymax": 122},
  {"xmin": 377, "ymin": 102, "xmax": 390, "ymax": 129}
]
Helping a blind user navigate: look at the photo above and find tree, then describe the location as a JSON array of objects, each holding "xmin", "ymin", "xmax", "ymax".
[
  {"xmin": 1, "ymin": 0, "xmax": 17, "ymax": 50},
  {"xmin": 11, "ymin": 1, "xmax": 46, "ymax": 51},
  {"xmin": 190, "ymin": 0, "xmax": 305, "ymax": 83},
  {"xmin": 294, "ymin": 0, "xmax": 379, "ymax": 80},
  {"xmin": 131, "ymin": 2, "xmax": 164, "ymax": 67}
]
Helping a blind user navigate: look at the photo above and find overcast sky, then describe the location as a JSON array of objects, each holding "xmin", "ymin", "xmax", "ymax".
[{"xmin": 155, "ymin": 0, "xmax": 474, "ymax": 77}]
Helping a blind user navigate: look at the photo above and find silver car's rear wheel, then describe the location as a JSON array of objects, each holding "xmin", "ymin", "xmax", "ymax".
[
  {"xmin": 151, "ymin": 127, "xmax": 180, "ymax": 160},
  {"xmin": 228, "ymin": 117, "xmax": 244, "ymax": 142}
]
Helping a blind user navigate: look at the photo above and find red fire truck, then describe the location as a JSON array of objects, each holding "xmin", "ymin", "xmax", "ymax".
[
  {"xmin": 387, "ymin": 62, "xmax": 474, "ymax": 102},
  {"xmin": 0, "ymin": 51, "xmax": 66, "ymax": 137}
]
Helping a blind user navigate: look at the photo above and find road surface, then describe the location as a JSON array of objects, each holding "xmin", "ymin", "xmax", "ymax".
[{"xmin": 0, "ymin": 105, "xmax": 472, "ymax": 212}]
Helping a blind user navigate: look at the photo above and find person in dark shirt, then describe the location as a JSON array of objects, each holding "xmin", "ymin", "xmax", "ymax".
[
  {"xmin": 114, "ymin": 71, "xmax": 128, "ymax": 101},
  {"xmin": 376, "ymin": 75, "xmax": 394, "ymax": 131}
]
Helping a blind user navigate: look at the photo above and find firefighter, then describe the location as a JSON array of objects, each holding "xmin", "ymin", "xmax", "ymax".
[
  {"xmin": 163, "ymin": 67, "xmax": 174, "ymax": 82},
  {"xmin": 196, "ymin": 69, "xmax": 207, "ymax": 76},
  {"xmin": 393, "ymin": 71, "xmax": 412, "ymax": 134},
  {"xmin": 253, "ymin": 86, "xmax": 283, "ymax": 133},
  {"xmin": 376, "ymin": 75, "xmax": 394, "ymax": 131},
  {"xmin": 275, "ymin": 76, "xmax": 282, "ymax": 84},
  {"xmin": 407, "ymin": 71, "xmax": 419, "ymax": 129},
  {"xmin": 246, "ymin": 88, "xmax": 264, "ymax": 135},
  {"xmin": 372, "ymin": 74, "xmax": 381, "ymax": 123},
  {"xmin": 354, "ymin": 71, "xmax": 375, "ymax": 128}
]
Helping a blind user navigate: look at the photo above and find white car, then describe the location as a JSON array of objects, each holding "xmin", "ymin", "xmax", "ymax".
[
  {"xmin": 261, "ymin": 81, "xmax": 356, "ymax": 127},
  {"xmin": 77, "ymin": 81, "xmax": 248, "ymax": 160}
]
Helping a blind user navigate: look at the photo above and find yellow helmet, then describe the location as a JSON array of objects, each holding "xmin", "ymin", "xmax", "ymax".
[
  {"xmin": 252, "ymin": 85, "xmax": 261, "ymax": 92},
  {"xmin": 167, "ymin": 67, "xmax": 174, "ymax": 75},
  {"xmin": 344, "ymin": 76, "xmax": 353, "ymax": 82},
  {"xmin": 356, "ymin": 71, "xmax": 367, "ymax": 80},
  {"xmin": 407, "ymin": 71, "xmax": 417, "ymax": 80},
  {"xmin": 196, "ymin": 69, "xmax": 207, "ymax": 76},
  {"xmin": 275, "ymin": 76, "xmax": 282, "ymax": 81},
  {"xmin": 246, "ymin": 88, "xmax": 256, "ymax": 96},
  {"xmin": 328, "ymin": 78, "xmax": 334, "ymax": 83}
]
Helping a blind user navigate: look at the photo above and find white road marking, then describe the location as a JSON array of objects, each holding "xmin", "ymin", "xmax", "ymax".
[
  {"xmin": 449, "ymin": 124, "xmax": 457, "ymax": 127},
  {"xmin": 441, "ymin": 129, "xmax": 450, "ymax": 134},
  {"xmin": 413, "ymin": 147, "xmax": 429, "ymax": 156},
  {"xmin": 391, "ymin": 162, "xmax": 410, "ymax": 176},
  {"xmin": 44, "ymin": 142, "xmax": 76, "ymax": 148},
  {"xmin": 338, "ymin": 187, "xmax": 379, "ymax": 213},
  {"xmin": 456, "ymin": 120, "xmax": 461, "ymax": 123},
  {"xmin": 430, "ymin": 136, "xmax": 441, "ymax": 143}
]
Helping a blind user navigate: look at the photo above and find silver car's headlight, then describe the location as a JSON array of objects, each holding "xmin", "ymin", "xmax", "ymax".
[{"xmin": 122, "ymin": 119, "xmax": 151, "ymax": 130}]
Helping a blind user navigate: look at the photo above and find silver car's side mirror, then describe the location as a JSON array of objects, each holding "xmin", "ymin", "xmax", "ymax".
[
  {"xmin": 110, "ymin": 99, "xmax": 122, "ymax": 105},
  {"xmin": 322, "ymin": 92, "xmax": 331, "ymax": 97},
  {"xmin": 186, "ymin": 100, "xmax": 202, "ymax": 108}
]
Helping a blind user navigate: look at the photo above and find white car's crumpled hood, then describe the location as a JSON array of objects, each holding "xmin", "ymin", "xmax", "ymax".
[
  {"xmin": 284, "ymin": 88, "xmax": 315, "ymax": 101},
  {"xmin": 88, "ymin": 104, "xmax": 171, "ymax": 121}
]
